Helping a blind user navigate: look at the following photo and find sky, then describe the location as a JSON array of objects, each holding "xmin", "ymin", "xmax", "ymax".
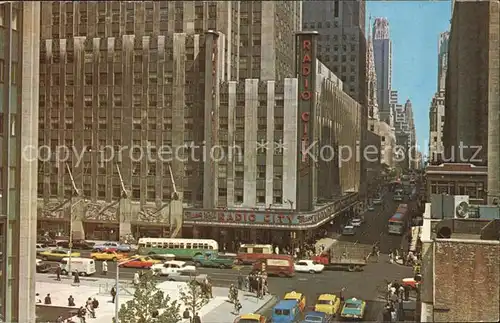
[{"xmin": 366, "ymin": 0, "xmax": 452, "ymax": 155}]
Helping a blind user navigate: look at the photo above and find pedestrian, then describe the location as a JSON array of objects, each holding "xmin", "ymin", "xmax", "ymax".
[
  {"xmin": 193, "ymin": 312, "xmax": 202, "ymax": 323},
  {"xmin": 68, "ymin": 295, "xmax": 75, "ymax": 306},
  {"xmin": 102, "ymin": 260, "xmax": 108, "ymax": 275},
  {"xmin": 237, "ymin": 273, "xmax": 244, "ymax": 290},
  {"xmin": 55, "ymin": 265, "xmax": 62, "ymax": 281},
  {"xmin": 133, "ymin": 272, "xmax": 140, "ymax": 285},
  {"xmin": 35, "ymin": 293, "xmax": 41, "ymax": 303},
  {"xmin": 92, "ymin": 298, "xmax": 99, "ymax": 309},
  {"xmin": 44, "ymin": 294, "xmax": 52, "ymax": 305},
  {"xmin": 111, "ymin": 286, "xmax": 117, "ymax": 303},
  {"xmin": 56, "ymin": 315, "xmax": 64, "ymax": 323},
  {"xmin": 182, "ymin": 308, "xmax": 191, "ymax": 320},
  {"xmin": 86, "ymin": 298, "xmax": 96, "ymax": 318},
  {"xmin": 73, "ymin": 270, "xmax": 80, "ymax": 284}
]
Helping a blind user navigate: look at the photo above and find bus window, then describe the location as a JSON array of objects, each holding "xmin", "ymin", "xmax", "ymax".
[
  {"xmin": 186, "ymin": 243, "xmax": 192, "ymax": 249},
  {"xmin": 173, "ymin": 243, "xmax": 180, "ymax": 249},
  {"xmin": 192, "ymin": 243, "xmax": 198, "ymax": 249},
  {"xmin": 139, "ymin": 243, "xmax": 146, "ymax": 248},
  {"xmin": 158, "ymin": 243, "xmax": 164, "ymax": 248},
  {"xmin": 179, "ymin": 243, "xmax": 185, "ymax": 249},
  {"xmin": 203, "ymin": 243, "xmax": 208, "ymax": 249},
  {"xmin": 253, "ymin": 248, "xmax": 263, "ymax": 254},
  {"xmin": 209, "ymin": 245, "xmax": 214, "ymax": 250},
  {"xmin": 168, "ymin": 243, "xmax": 174, "ymax": 249},
  {"xmin": 239, "ymin": 247, "xmax": 248, "ymax": 253},
  {"xmin": 146, "ymin": 243, "xmax": 152, "ymax": 248}
]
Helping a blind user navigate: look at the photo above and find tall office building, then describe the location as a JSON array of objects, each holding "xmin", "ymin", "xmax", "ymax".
[
  {"xmin": 302, "ymin": 0, "xmax": 368, "ymax": 198},
  {"xmin": 372, "ymin": 17, "xmax": 392, "ymax": 126},
  {"xmin": 429, "ymin": 31, "xmax": 449, "ymax": 163},
  {"xmin": 302, "ymin": 0, "xmax": 367, "ymax": 106},
  {"xmin": 443, "ymin": 0, "xmax": 499, "ymax": 203},
  {"xmin": 0, "ymin": 3, "xmax": 40, "ymax": 321},
  {"xmin": 37, "ymin": 1, "xmax": 303, "ymax": 240},
  {"xmin": 366, "ymin": 21, "xmax": 379, "ymax": 122},
  {"xmin": 437, "ymin": 31, "xmax": 450, "ymax": 92}
]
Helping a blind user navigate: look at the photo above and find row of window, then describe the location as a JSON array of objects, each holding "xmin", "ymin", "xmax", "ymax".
[
  {"xmin": 0, "ymin": 60, "xmax": 19, "ymax": 85},
  {"xmin": 0, "ymin": 5, "xmax": 19, "ymax": 30}
]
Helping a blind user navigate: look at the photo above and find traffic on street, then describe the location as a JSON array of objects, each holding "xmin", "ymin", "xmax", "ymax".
[{"xmin": 36, "ymin": 178, "xmax": 421, "ymax": 322}]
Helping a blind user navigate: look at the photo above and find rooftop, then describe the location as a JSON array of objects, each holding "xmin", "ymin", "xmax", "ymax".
[{"xmin": 426, "ymin": 163, "xmax": 488, "ymax": 174}]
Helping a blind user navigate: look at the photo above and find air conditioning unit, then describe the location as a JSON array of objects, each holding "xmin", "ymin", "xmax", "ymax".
[{"xmin": 454, "ymin": 195, "xmax": 470, "ymax": 219}]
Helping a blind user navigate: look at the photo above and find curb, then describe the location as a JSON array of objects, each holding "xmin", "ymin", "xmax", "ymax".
[{"xmin": 255, "ymin": 295, "xmax": 278, "ymax": 315}]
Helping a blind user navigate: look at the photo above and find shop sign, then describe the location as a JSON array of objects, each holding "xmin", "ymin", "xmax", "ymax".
[
  {"xmin": 184, "ymin": 211, "xmax": 299, "ymax": 225},
  {"xmin": 299, "ymin": 39, "xmax": 313, "ymax": 163}
]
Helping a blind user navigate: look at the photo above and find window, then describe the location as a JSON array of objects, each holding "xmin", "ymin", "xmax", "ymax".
[
  {"xmin": 11, "ymin": 9, "xmax": 18, "ymax": 30},
  {"xmin": 98, "ymin": 184, "xmax": 106, "ymax": 198},
  {"xmin": 0, "ymin": 59, "xmax": 5, "ymax": 83},
  {"xmin": 147, "ymin": 186, "xmax": 155, "ymax": 200},
  {"xmin": 85, "ymin": 73, "xmax": 92, "ymax": 85},
  {"xmin": 0, "ymin": 5, "xmax": 4, "ymax": 26},
  {"xmin": 257, "ymin": 165, "xmax": 265, "ymax": 179},
  {"xmin": 132, "ymin": 186, "xmax": 141, "ymax": 200},
  {"xmin": 114, "ymin": 72, "xmax": 122, "ymax": 86},
  {"xmin": 11, "ymin": 62, "xmax": 17, "ymax": 84}
]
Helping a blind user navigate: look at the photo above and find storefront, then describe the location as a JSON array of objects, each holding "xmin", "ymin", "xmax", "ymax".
[
  {"xmin": 132, "ymin": 224, "xmax": 170, "ymax": 239},
  {"xmin": 83, "ymin": 222, "xmax": 119, "ymax": 241},
  {"xmin": 37, "ymin": 219, "xmax": 69, "ymax": 237},
  {"xmin": 182, "ymin": 193, "xmax": 359, "ymax": 251}
]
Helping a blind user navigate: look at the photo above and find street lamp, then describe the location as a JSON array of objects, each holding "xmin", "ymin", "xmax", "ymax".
[{"xmin": 115, "ymin": 257, "xmax": 137, "ymax": 323}]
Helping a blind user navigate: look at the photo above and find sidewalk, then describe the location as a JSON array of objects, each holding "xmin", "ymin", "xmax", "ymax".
[{"xmin": 36, "ymin": 276, "xmax": 275, "ymax": 323}]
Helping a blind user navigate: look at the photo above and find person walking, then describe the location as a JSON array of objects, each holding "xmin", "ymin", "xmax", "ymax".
[
  {"xmin": 55, "ymin": 265, "xmax": 62, "ymax": 281},
  {"xmin": 102, "ymin": 260, "xmax": 108, "ymax": 276},
  {"xmin": 111, "ymin": 286, "xmax": 117, "ymax": 303}
]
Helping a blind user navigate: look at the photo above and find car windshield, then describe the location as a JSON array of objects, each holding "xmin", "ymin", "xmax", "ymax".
[
  {"xmin": 304, "ymin": 315, "xmax": 323, "ymax": 322},
  {"xmin": 237, "ymin": 319, "xmax": 259, "ymax": 323},
  {"xmin": 345, "ymin": 303, "xmax": 361, "ymax": 309},
  {"xmin": 274, "ymin": 309, "xmax": 290, "ymax": 315},
  {"xmin": 317, "ymin": 300, "xmax": 331, "ymax": 305}
]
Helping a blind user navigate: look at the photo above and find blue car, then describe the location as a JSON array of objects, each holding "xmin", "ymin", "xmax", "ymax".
[
  {"xmin": 272, "ymin": 299, "xmax": 300, "ymax": 323},
  {"xmin": 301, "ymin": 311, "xmax": 331, "ymax": 323}
]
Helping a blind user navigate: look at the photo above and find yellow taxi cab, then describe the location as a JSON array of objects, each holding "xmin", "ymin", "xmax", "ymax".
[
  {"xmin": 39, "ymin": 248, "xmax": 81, "ymax": 262},
  {"xmin": 233, "ymin": 313, "xmax": 267, "ymax": 323},
  {"xmin": 91, "ymin": 250, "xmax": 126, "ymax": 261},
  {"xmin": 284, "ymin": 291, "xmax": 306, "ymax": 312},
  {"xmin": 314, "ymin": 293, "xmax": 341, "ymax": 315}
]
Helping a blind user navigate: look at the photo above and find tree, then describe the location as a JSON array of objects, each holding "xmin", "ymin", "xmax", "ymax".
[
  {"xmin": 118, "ymin": 271, "xmax": 181, "ymax": 323},
  {"xmin": 179, "ymin": 280, "xmax": 210, "ymax": 317}
]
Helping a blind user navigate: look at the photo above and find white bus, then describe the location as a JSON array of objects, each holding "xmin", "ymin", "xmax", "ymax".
[{"xmin": 137, "ymin": 238, "xmax": 219, "ymax": 260}]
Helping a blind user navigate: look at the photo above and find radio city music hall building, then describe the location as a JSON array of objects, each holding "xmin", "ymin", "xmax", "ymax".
[{"xmin": 37, "ymin": 1, "xmax": 363, "ymax": 247}]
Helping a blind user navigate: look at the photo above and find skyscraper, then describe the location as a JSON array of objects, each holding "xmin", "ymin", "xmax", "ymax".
[
  {"xmin": 37, "ymin": 1, "xmax": 303, "ymax": 240},
  {"xmin": 437, "ymin": 31, "xmax": 450, "ymax": 92},
  {"xmin": 429, "ymin": 31, "xmax": 448, "ymax": 163},
  {"xmin": 302, "ymin": 0, "xmax": 367, "ymax": 105},
  {"xmin": 0, "ymin": 3, "xmax": 40, "ymax": 321},
  {"xmin": 366, "ymin": 19, "xmax": 379, "ymax": 122},
  {"xmin": 372, "ymin": 17, "xmax": 392, "ymax": 126}
]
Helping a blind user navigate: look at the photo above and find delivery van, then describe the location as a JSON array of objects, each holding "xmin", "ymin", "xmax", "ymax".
[
  {"xmin": 61, "ymin": 257, "xmax": 96, "ymax": 276},
  {"xmin": 236, "ymin": 244, "xmax": 273, "ymax": 265},
  {"xmin": 253, "ymin": 254, "xmax": 295, "ymax": 277}
]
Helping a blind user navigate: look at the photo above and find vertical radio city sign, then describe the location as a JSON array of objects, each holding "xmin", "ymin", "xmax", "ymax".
[{"xmin": 296, "ymin": 31, "xmax": 318, "ymax": 212}]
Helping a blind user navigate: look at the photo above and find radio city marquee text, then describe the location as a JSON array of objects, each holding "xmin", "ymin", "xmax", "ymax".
[{"xmin": 300, "ymin": 39, "xmax": 313, "ymax": 164}]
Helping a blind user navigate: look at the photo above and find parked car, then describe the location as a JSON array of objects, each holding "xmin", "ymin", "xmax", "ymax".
[
  {"xmin": 36, "ymin": 259, "xmax": 51, "ymax": 273},
  {"xmin": 36, "ymin": 243, "xmax": 49, "ymax": 255},
  {"xmin": 39, "ymin": 248, "xmax": 81, "ymax": 261},
  {"xmin": 151, "ymin": 260, "xmax": 196, "ymax": 276},
  {"xmin": 367, "ymin": 205, "xmax": 375, "ymax": 211},
  {"xmin": 56, "ymin": 240, "xmax": 95, "ymax": 250},
  {"xmin": 37, "ymin": 236, "xmax": 57, "ymax": 247},
  {"xmin": 93, "ymin": 242, "xmax": 131, "ymax": 253},
  {"xmin": 342, "ymin": 225, "xmax": 355, "ymax": 236},
  {"xmin": 340, "ymin": 297, "xmax": 366, "ymax": 319},
  {"xmin": 293, "ymin": 260, "xmax": 325, "ymax": 273},
  {"xmin": 372, "ymin": 198, "xmax": 382, "ymax": 205},
  {"xmin": 351, "ymin": 218, "xmax": 363, "ymax": 227},
  {"xmin": 166, "ymin": 270, "xmax": 207, "ymax": 284}
]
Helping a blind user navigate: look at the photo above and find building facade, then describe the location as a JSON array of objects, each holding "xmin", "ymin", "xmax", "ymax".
[
  {"xmin": 437, "ymin": 31, "xmax": 449, "ymax": 93},
  {"xmin": 302, "ymin": 0, "xmax": 368, "ymax": 198},
  {"xmin": 420, "ymin": 217, "xmax": 499, "ymax": 322},
  {"xmin": 372, "ymin": 17, "xmax": 392, "ymax": 126},
  {"xmin": 443, "ymin": 0, "xmax": 498, "ymax": 169},
  {"xmin": 185, "ymin": 34, "xmax": 362, "ymax": 247},
  {"xmin": 425, "ymin": 163, "xmax": 488, "ymax": 205},
  {"xmin": 0, "ymin": 2, "xmax": 40, "ymax": 321},
  {"xmin": 37, "ymin": 2, "xmax": 362, "ymax": 245},
  {"xmin": 37, "ymin": 1, "xmax": 304, "ymax": 240},
  {"xmin": 429, "ymin": 91, "xmax": 445, "ymax": 163}
]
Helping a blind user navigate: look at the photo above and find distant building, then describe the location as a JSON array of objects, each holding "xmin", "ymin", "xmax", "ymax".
[
  {"xmin": 372, "ymin": 17, "xmax": 392, "ymax": 126},
  {"xmin": 420, "ymin": 214, "xmax": 500, "ymax": 322}
]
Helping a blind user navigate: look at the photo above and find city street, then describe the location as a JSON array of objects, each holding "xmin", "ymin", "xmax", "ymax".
[{"xmin": 39, "ymin": 191, "xmax": 414, "ymax": 321}]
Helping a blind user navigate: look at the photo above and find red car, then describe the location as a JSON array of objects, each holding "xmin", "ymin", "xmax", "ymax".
[{"xmin": 118, "ymin": 256, "xmax": 161, "ymax": 269}]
